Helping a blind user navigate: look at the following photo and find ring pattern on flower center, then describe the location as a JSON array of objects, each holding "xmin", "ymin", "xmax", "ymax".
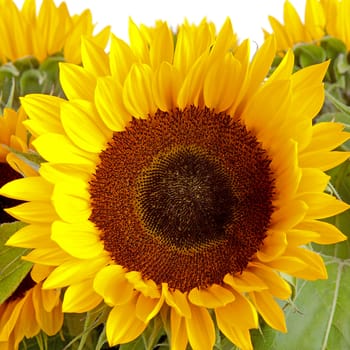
[{"xmin": 89, "ymin": 105, "xmax": 275, "ymax": 292}]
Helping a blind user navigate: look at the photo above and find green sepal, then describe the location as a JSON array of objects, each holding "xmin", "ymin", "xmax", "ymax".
[
  {"xmin": 294, "ymin": 43, "xmax": 327, "ymax": 68},
  {"xmin": 320, "ymin": 36, "xmax": 347, "ymax": 60},
  {"xmin": 0, "ymin": 221, "xmax": 32, "ymax": 304}
]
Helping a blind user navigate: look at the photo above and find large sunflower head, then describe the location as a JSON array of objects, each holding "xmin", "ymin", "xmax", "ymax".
[{"xmin": 1, "ymin": 18, "xmax": 349, "ymax": 350}]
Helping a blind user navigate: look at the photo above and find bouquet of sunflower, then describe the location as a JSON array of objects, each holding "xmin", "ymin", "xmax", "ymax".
[{"xmin": 0, "ymin": 0, "xmax": 349, "ymax": 349}]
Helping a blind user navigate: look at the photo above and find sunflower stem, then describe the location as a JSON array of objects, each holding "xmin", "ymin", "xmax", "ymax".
[{"xmin": 77, "ymin": 311, "xmax": 92, "ymax": 350}]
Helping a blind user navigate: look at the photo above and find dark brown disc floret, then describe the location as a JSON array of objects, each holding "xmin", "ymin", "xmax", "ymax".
[{"xmin": 89, "ymin": 106, "xmax": 275, "ymax": 292}]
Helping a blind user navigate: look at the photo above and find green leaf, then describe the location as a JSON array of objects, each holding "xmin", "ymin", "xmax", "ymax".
[
  {"xmin": 0, "ymin": 221, "xmax": 32, "ymax": 304},
  {"xmin": 251, "ymin": 256, "xmax": 350, "ymax": 349}
]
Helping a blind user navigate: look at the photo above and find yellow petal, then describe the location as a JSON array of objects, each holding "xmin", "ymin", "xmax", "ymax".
[
  {"xmin": 149, "ymin": 22, "xmax": 174, "ymax": 68},
  {"xmin": 32, "ymin": 133, "xmax": 97, "ymax": 165},
  {"xmin": 106, "ymin": 296, "xmax": 147, "ymax": 346},
  {"xmin": 163, "ymin": 284, "xmax": 191, "ymax": 318},
  {"xmin": 170, "ymin": 308, "xmax": 188, "ymax": 350},
  {"xmin": 93, "ymin": 265, "xmax": 134, "ymax": 306},
  {"xmin": 81, "ymin": 36, "xmax": 110, "ymax": 76},
  {"xmin": 5, "ymin": 201, "xmax": 58, "ymax": 223},
  {"xmin": 249, "ymin": 263, "xmax": 291, "ymax": 300},
  {"xmin": 224, "ymin": 270, "xmax": 267, "ymax": 293},
  {"xmin": 63, "ymin": 279, "xmax": 103, "ymax": 313},
  {"xmin": 204, "ymin": 54, "xmax": 242, "ymax": 112},
  {"xmin": 135, "ymin": 292, "xmax": 164, "ymax": 323},
  {"xmin": 43, "ymin": 257, "xmax": 107, "ymax": 288},
  {"xmin": 59, "ymin": 62, "xmax": 96, "ymax": 101},
  {"xmin": 188, "ymin": 284, "xmax": 235, "ymax": 308},
  {"xmin": 152, "ymin": 62, "xmax": 181, "ymax": 111},
  {"xmin": 125, "ymin": 271, "xmax": 160, "ymax": 298},
  {"xmin": 250, "ymin": 291, "xmax": 287, "ymax": 332},
  {"xmin": 298, "ymin": 192, "xmax": 350, "ymax": 219},
  {"xmin": 122, "ymin": 63, "xmax": 156, "ymax": 118},
  {"xmin": 296, "ymin": 220, "xmax": 347, "ymax": 244},
  {"xmin": 6, "ymin": 224, "xmax": 53, "ymax": 249},
  {"xmin": 270, "ymin": 199, "xmax": 308, "ymax": 230},
  {"xmin": 257, "ymin": 231, "xmax": 288, "ymax": 262},
  {"xmin": 20, "ymin": 94, "xmax": 63, "ymax": 137},
  {"xmin": 95, "ymin": 76, "xmax": 131, "ymax": 131},
  {"xmin": 51, "ymin": 220, "xmax": 104, "ymax": 259},
  {"xmin": 60, "ymin": 100, "xmax": 110, "ymax": 153},
  {"xmin": 23, "ymin": 248, "xmax": 70, "ymax": 266},
  {"xmin": 0, "ymin": 176, "xmax": 52, "ymax": 201},
  {"xmin": 215, "ymin": 292, "xmax": 258, "ymax": 350},
  {"xmin": 297, "ymin": 168, "xmax": 330, "ymax": 193},
  {"xmin": 109, "ymin": 34, "xmax": 137, "ymax": 84},
  {"xmin": 32, "ymin": 285, "xmax": 63, "ymax": 335},
  {"xmin": 52, "ymin": 181, "xmax": 90, "ymax": 223},
  {"xmin": 185, "ymin": 305, "xmax": 215, "ymax": 350},
  {"xmin": 299, "ymin": 150, "xmax": 350, "ymax": 171}
]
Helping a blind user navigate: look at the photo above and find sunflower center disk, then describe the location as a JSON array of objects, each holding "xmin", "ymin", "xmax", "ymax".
[
  {"xmin": 89, "ymin": 106, "xmax": 275, "ymax": 292},
  {"xmin": 135, "ymin": 146, "xmax": 235, "ymax": 248}
]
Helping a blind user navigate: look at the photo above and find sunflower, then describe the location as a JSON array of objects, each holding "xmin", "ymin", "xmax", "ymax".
[
  {"xmin": 265, "ymin": 0, "xmax": 350, "ymax": 53},
  {"xmin": 0, "ymin": 264, "xmax": 63, "ymax": 350},
  {"xmin": 0, "ymin": 0, "xmax": 110, "ymax": 112},
  {"xmin": 0, "ymin": 107, "xmax": 37, "ymax": 223},
  {"xmin": 0, "ymin": 0, "xmax": 110, "ymax": 64},
  {"xmin": 1, "ymin": 18, "xmax": 349, "ymax": 350}
]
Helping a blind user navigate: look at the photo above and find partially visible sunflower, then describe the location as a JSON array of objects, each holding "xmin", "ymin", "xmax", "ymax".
[
  {"xmin": 265, "ymin": 0, "xmax": 350, "ymax": 53},
  {"xmin": 0, "ymin": 0, "xmax": 110, "ymax": 112},
  {"xmin": 0, "ymin": 0, "xmax": 110, "ymax": 64},
  {"xmin": 0, "ymin": 107, "xmax": 36, "ymax": 223},
  {"xmin": 1, "ymin": 18, "xmax": 349, "ymax": 350},
  {"xmin": 0, "ymin": 264, "xmax": 63, "ymax": 350}
]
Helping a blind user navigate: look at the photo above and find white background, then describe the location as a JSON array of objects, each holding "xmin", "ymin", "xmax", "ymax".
[{"xmin": 13, "ymin": 0, "xmax": 306, "ymax": 46}]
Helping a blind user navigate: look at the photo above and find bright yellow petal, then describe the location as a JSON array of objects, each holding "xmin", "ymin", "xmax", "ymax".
[
  {"xmin": 257, "ymin": 231, "xmax": 288, "ymax": 262},
  {"xmin": 296, "ymin": 220, "xmax": 347, "ymax": 244},
  {"xmin": 93, "ymin": 265, "xmax": 134, "ymax": 307},
  {"xmin": 63, "ymin": 279, "xmax": 103, "ymax": 313},
  {"xmin": 223, "ymin": 270, "xmax": 267, "ymax": 293},
  {"xmin": 5, "ymin": 201, "xmax": 58, "ymax": 223},
  {"xmin": 59, "ymin": 62, "xmax": 96, "ymax": 101},
  {"xmin": 170, "ymin": 308, "xmax": 188, "ymax": 350},
  {"xmin": 60, "ymin": 100, "xmax": 111, "ymax": 153},
  {"xmin": 51, "ymin": 220, "xmax": 104, "ymax": 259},
  {"xmin": 95, "ymin": 76, "xmax": 131, "ymax": 131},
  {"xmin": 0, "ymin": 177, "xmax": 52, "ymax": 201},
  {"xmin": 188, "ymin": 284, "xmax": 235, "ymax": 308},
  {"xmin": 122, "ymin": 63, "xmax": 156, "ymax": 118},
  {"xmin": 250, "ymin": 290, "xmax": 287, "ymax": 332},
  {"xmin": 163, "ymin": 284, "xmax": 191, "ymax": 318},
  {"xmin": 81, "ymin": 36, "xmax": 110, "ymax": 76},
  {"xmin": 20, "ymin": 94, "xmax": 64, "ymax": 137},
  {"xmin": 215, "ymin": 292, "xmax": 258, "ymax": 350},
  {"xmin": 32, "ymin": 133, "xmax": 98, "ymax": 165},
  {"xmin": 185, "ymin": 305, "xmax": 215, "ymax": 350},
  {"xmin": 298, "ymin": 192, "xmax": 350, "ymax": 219},
  {"xmin": 135, "ymin": 292, "xmax": 164, "ymax": 323},
  {"xmin": 106, "ymin": 295, "xmax": 147, "ymax": 346}
]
